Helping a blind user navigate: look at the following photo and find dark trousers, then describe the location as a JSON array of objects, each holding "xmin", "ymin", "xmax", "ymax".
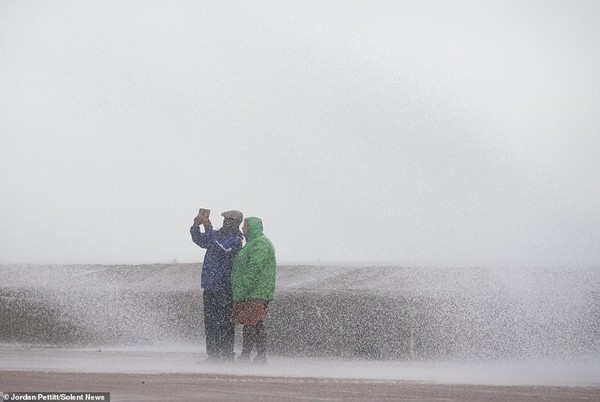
[
  {"xmin": 203, "ymin": 290, "xmax": 234, "ymax": 360},
  {"xmin": 241, "ymin": 320, "xmax": 267, "ymax": 359}
]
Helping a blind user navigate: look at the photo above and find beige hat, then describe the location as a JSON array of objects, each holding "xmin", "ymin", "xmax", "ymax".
[{"xmin": 221, "ymin": 210, "xmax": 243, "ymax": 223}]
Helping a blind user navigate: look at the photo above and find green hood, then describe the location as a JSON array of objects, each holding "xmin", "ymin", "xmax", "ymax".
[
  {"xmin": 231, "ymin": 217, "xmax": 277, "ymax": 303},
  {"xmin": 245, "ymin": 217, "xmax": 264, "ymax": 241}
]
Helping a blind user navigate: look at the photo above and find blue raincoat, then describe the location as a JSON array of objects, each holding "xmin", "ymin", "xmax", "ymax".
[{"xmin": 190, "ymin": 226, "xmax": 243, "ymax": 292}]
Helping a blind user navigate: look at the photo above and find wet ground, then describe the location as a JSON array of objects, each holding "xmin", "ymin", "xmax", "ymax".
[
  {"xmin": 1, "ymin": 345, "xmax": 599, "ymax": 401},
  {"xmin": 3, "ymin": 371, "xmax": 600, "ymax": 401}
]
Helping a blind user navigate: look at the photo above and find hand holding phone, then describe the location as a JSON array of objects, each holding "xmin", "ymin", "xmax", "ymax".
[{"xmin": 194, "ymin": 208, "xmax": 211, "ymax": 227}]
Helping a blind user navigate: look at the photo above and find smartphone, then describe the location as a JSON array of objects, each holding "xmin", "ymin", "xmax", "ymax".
[{"xmin": 198, "ymin": 208, "xmax": 211, "ymax": 218}]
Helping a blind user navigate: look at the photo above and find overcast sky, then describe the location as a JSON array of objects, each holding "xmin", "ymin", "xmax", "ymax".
[{"xmin": 1, "ymin": 0, "xmax": 599, "ymax": 267}]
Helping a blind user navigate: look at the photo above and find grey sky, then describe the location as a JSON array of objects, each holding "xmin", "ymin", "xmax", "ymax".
[{"xmin": 1, "ymin": 0, "xmax": 599, "ymax": 267}]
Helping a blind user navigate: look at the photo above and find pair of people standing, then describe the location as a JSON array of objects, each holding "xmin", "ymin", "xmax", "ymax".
[{"xmin": 190, "ymin": 210, "xmax": 276, "ymax": 362}]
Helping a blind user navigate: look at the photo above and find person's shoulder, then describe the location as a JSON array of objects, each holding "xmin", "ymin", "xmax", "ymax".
[
  {"xmin": 255, "ymin": 236, "xmax": 274, "ymax": 249},
  {"xmin": 259, "ymin": 234, "xmax": 274, "ymax": 245},
  {"xmin": 221, "ymin": 230, "xmax": 243, "ymax": 241}
]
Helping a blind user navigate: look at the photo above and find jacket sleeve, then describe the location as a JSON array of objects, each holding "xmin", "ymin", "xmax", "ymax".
[
  {"xmin": 214, "ymin": 233, "xmax": 243, "ymax": 255},
  {"xmin": 231, "ymin": 252, "xmax": 247, "ymax": 302},
  {"xmin": 247, "ymin": 243, "xmax": 276, "ymax": 300},
  {"xmin": 190, "ymin": 226, "xmax": 214, "ymax": 249}
]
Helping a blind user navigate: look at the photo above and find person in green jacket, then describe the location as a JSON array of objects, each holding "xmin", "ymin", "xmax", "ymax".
[{"xmin": 230, "ymin": 216, "xmax": 276, "ymax": 363}]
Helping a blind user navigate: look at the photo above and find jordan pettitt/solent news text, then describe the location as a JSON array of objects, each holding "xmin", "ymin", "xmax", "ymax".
[{"xmin": 0, "ymin": 393, "xmax": 110, "ymax": 401}]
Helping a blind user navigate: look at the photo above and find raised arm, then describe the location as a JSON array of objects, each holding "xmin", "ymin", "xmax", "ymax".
[{"xmin": 190, "ymin": 216, "xmax": 214, "ymax": 249}]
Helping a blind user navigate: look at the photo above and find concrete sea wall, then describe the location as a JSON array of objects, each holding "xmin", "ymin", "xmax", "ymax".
[{"xmin": 1, "ymin": 264, "xmax": 598, "ymax": 359}]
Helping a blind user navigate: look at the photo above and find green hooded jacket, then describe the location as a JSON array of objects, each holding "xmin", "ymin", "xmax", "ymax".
[{"xmin": 231, "ymin": 217, "xmax": 277, "ymax": 303}]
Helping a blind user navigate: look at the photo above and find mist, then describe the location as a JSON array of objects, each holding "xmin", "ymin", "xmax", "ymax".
[{"xmin": 2, "ymin": 1, "xmax": 599, "ymax": 267}]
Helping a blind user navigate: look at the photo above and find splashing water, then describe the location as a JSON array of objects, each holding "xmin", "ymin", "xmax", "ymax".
[{"xmin": 1, "ymin": 264, "xmax": 598, "ymax": 361}]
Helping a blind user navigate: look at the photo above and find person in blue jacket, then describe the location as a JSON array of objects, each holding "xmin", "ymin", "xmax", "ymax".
[{"xmin": 191, "ymin": 209, "xmax": 244, "ymax": 361}]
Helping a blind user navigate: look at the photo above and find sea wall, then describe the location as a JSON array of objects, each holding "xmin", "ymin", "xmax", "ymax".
[{"xmin": 1, "ymin": 264, "xmax": 598, "ymax": 359}]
